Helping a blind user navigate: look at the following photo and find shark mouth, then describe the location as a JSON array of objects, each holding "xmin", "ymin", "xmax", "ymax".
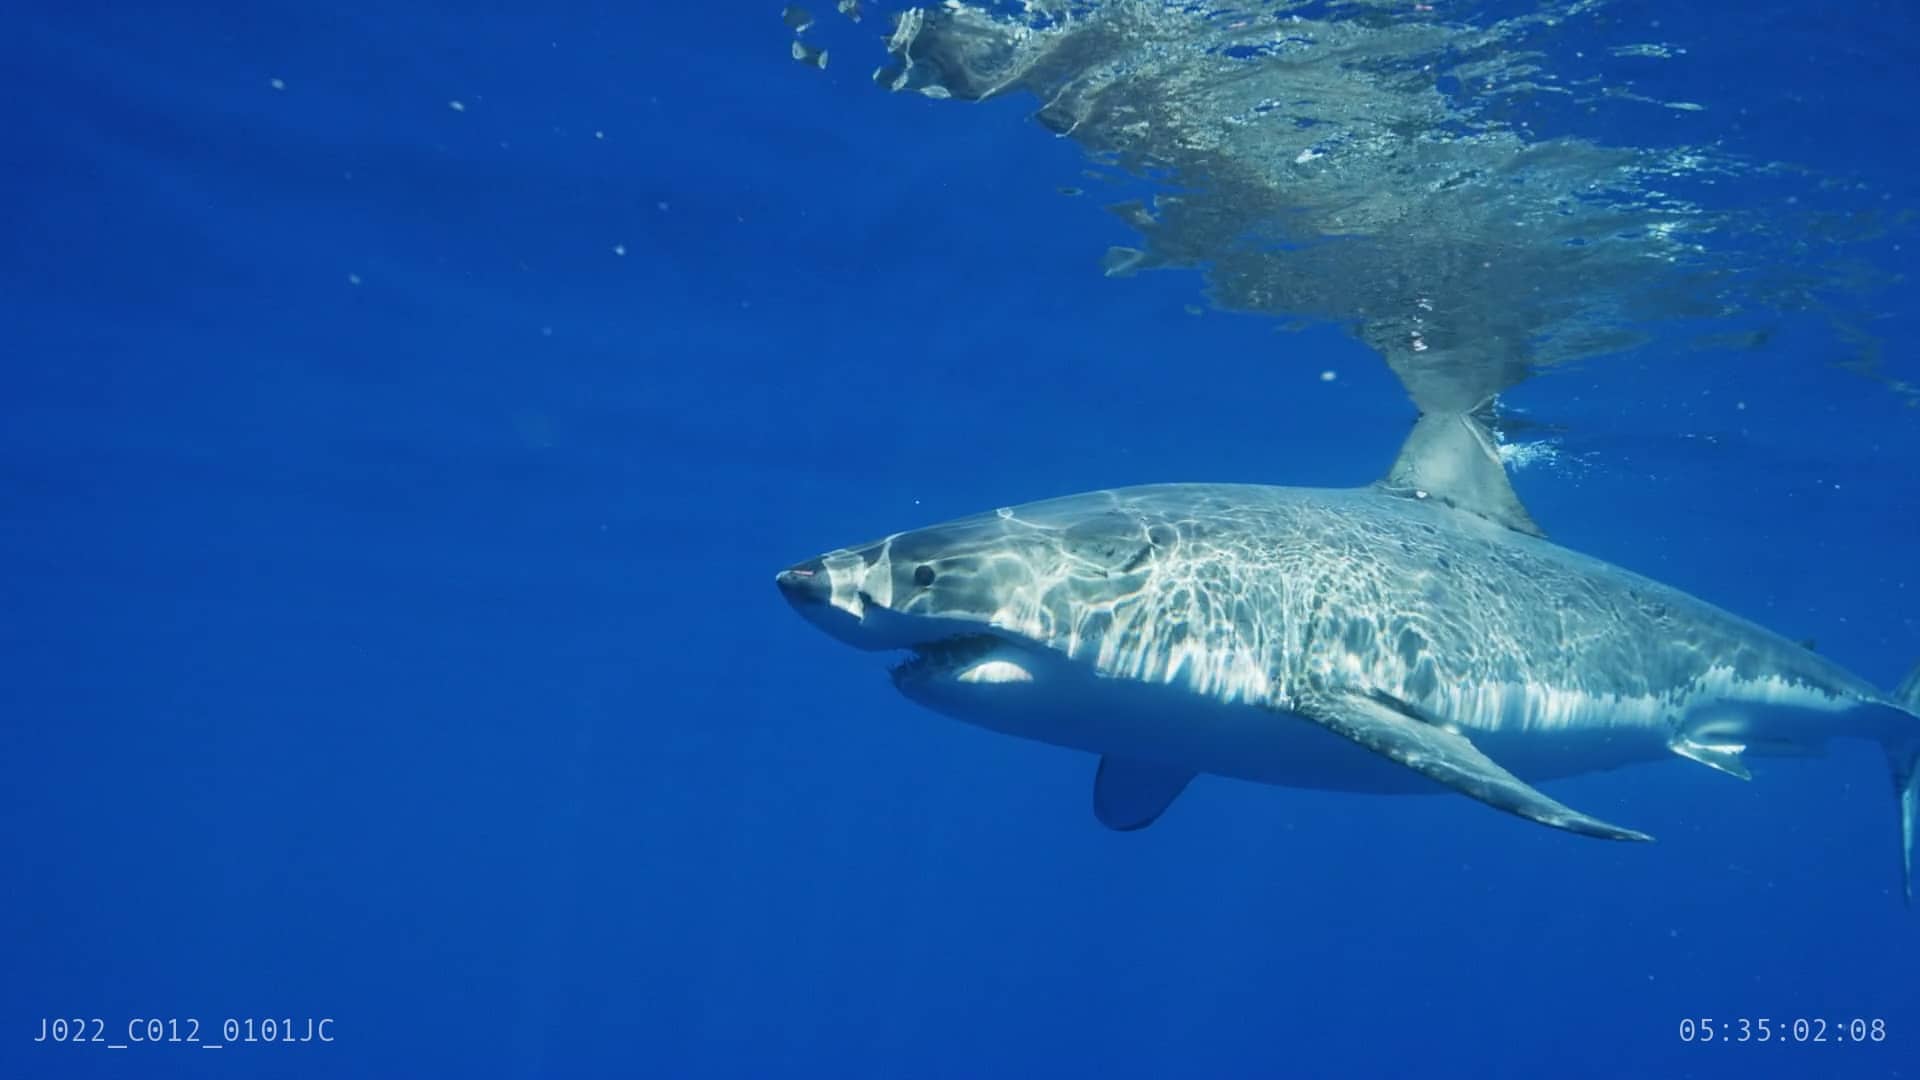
[{"xmin": 889, "ymin": 634, "xmax": 1035, "ymax": 687}]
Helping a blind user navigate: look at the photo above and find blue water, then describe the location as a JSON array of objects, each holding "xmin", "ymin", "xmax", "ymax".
[{"xmin": 5, "ymin": 4, "xmax": 1917, "ymax": 1078}]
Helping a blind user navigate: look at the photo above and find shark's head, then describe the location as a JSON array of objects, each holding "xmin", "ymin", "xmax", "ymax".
[{"xmin": 776, "ymin": 497, "xmax": 1166, "ymax": 693}]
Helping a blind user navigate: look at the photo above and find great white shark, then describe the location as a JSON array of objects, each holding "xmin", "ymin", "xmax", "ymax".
[{"xmin": 776, "ymin": 409, "xmax": 1920, "ymax": 899}]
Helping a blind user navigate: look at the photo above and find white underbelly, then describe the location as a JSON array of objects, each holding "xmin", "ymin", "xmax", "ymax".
[{"xmin": 892, "ymin": 644, "xmax": 1666, "ymax": 792}]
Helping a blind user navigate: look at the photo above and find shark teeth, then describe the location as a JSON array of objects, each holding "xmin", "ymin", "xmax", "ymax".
[{"xmin": 889, "ymin": 634, "xmax": 1007, "ymax": 684}]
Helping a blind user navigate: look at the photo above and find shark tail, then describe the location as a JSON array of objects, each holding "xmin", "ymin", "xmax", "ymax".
[{"xmin": 1888, "ymin": 661, "xmax": 1920, "ymax": 905}]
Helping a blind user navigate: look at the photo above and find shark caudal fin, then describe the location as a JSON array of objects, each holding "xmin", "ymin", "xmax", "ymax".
[{"xmin": 1888, "ymin": 661, "xmax": 1920, "ymax": 904}]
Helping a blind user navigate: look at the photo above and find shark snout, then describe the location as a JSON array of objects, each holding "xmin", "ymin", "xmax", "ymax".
[
  {"xmin": 777, "ymin": 556, "xmax": 893, "ymax": 650},
  {"xmin": 775, "ymin": 559, "xmax": 831, "ymax": 609}
]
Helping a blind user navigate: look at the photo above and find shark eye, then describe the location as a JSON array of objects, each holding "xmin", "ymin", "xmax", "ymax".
[{"xmin": 913, "ymin": 564, "xmax": 937, "ymax": 587}]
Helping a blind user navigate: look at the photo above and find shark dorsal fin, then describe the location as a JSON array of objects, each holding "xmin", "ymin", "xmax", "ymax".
[{"xmin": 1376, "ymin": 408, "xmax": 1544, "ymax": 537}]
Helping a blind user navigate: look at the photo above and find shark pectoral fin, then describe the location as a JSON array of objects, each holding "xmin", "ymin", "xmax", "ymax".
[
  {"xmin": 1297, "ymin": 691, "xmax": 1653, "ymax": 842},
  {"xmin": 1093, "ymin": 756, "xmax": 1196, "ymax": 831},
  {"xmin": 1670, "ymin": 737, "xmax": 1752, "ymax": 780}
]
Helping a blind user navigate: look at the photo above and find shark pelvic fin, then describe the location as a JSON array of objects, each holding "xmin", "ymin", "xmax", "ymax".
[
  {"xmin": 1093, "ymin": 756, "xmax": 1196, "ymax": 831},
  {"xmin": 1376, "ymin": 406, "xmax": 1544, "ymax": 538},
  {"xmin": 1297, "ymin": 690, "xmax": 1652, "ymax": 842},
  {"xmin": 1670, "ymin": 737, "xmax": 1752, "ymax": 781}
]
